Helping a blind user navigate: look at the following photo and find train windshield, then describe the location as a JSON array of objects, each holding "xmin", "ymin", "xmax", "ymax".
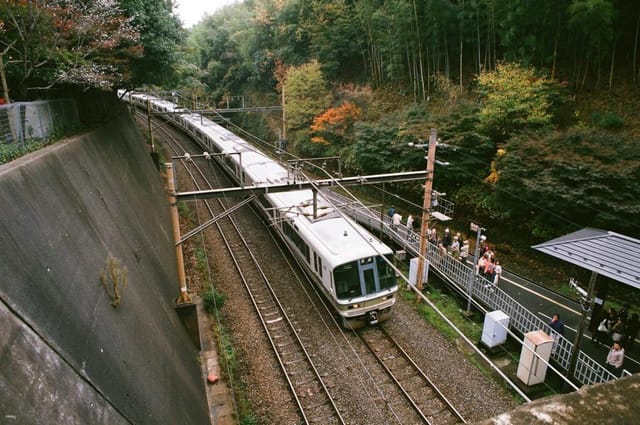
[
  {"xmin": 377, "ymin": 254, "xmax": 396, "ymax": 290},
  {"xmin": 334, "ymin": 261, "xmax": 361, "ymax": 299},
  {"xmin": 334, "ymin": 255, "xmax": 397, "ymax": 300}
]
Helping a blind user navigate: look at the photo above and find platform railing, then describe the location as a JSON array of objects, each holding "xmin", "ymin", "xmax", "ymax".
[{"xmin": 326, "ymin": 191, "xmax": 614, "ymax": 387}]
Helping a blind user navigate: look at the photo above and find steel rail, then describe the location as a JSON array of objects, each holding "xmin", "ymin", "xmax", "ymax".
[
  {"xmin": 145, "ymin": 113, "xmax": 345, "ymax": 424},
  {"xmin": 360, "ymin": 326, "xmax": 466, "ymax": 424}
]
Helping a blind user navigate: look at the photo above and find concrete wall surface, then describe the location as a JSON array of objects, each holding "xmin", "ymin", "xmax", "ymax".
[
  {"xmin": 0, "ymin": 112, "xmax": 210, "ymax": 424},
  {"xmin": 473, "ymin": 374, "xmax": 640, "ymax": 425}
]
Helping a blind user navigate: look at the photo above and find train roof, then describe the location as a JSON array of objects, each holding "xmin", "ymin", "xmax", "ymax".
[
  {"xmin": 271, "ymin": 189, "xmax": 392, "ymax": 267},
  {"xmin": 130, "ymin": 95, "xmax": 394, "ymax": 267}
]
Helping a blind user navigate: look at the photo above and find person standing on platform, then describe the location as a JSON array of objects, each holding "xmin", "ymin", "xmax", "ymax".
[
  {"xmin": 493, "ymin": 260, "xmax": 502, "ymax": 286},
  {"xmin": 549, "ymin": 313, "xmax": 565, "ymax": 355},
  {"xmin": 450, "ymin": 236, "xmax": 460, "ymax": 259},
  {"xmin": 605, "ymin": 342, "xmax": 625, "ymax": 377},
  {"xmin": 388, "ymin": 205, "xmax": 395, "ymax": 218},
  {"xmin": 391, "ymin": 212, "xmax": 402, "ymax": 232},
  {"xmin": 406, "ymin": 214, "xmax": 415, "ymax": 241},
  {"xmin": 625, "ymin": 314, "xmax": 639, "ymax": 351},
  {"xmin": 442, "ymin": 228, "xmax": 452, "ymax": 250},
  {"xmin": 459, "ymin": 240, "xmax": 469, "ymax": 263},
  {"xmin": 611, "ymin": 318, "xmax": 626, "ymax": 345}
]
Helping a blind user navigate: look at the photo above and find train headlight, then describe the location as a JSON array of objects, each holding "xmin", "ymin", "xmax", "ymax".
[{"xmin": 350, "ymin": 303, "xmax": 360, "ymax": 309}]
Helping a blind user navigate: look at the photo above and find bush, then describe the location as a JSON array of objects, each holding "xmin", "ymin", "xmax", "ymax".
[
  {"xmin": 203, "ymin": 287, "xmax": 226, "ymax": 314},
  {"xmin": 591, "ymin": 111, "xmax": 624, "ymax": 129}
]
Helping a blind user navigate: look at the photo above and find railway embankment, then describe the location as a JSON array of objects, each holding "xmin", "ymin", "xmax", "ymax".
[{"xmin": 0, "ymin": 109, "xmax": 209, "ymax": 424}]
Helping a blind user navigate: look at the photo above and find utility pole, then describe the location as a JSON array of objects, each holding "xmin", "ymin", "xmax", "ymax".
[
  {"xmin": 566, "ymin": 272, "xmax": 598, "ymax": 385},
  {"xmin": 165, "ymin": 162, "xmax": 192, "ymax": 305},
  {"xmin": 146, "ymin": 100, "xmax": 155, "ymax": 153},
  {"xmin": 414, "ymin": 129, "xmax": 437, "ymax": 297},
  {"xmin": 281, "ymin": 84, "xmax": 286, "ymax": 143},
  {"xmin": 466, "ymin": 222, "xmax": 485, "ymax": 314}
]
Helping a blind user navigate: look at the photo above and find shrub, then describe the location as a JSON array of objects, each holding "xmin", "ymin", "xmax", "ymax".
[
  {"xmin": 591, "ymin": 111, "xmax": 624, "ymax": 129},
  {"xmin": 203, "ymin": 287, "xmax": 226, "ymax": 314}
]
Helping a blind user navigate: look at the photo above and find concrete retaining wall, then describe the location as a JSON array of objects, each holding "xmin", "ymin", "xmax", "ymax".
[{"xmin": 0, "ymin": 111, "xmax": 210, "ymax": 424}]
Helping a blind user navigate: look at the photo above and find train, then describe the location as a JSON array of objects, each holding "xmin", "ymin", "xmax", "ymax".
[{"xmin": 118, "ymin": 90, "xmax": 398, "ymax": 328}]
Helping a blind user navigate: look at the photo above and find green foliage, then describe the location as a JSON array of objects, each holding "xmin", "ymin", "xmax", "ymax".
[
  {"xmin": 203, "ymin": 287, "xmax": 226, "ymax": 314},
  {"xmin": 591, "ymin": 111, "xmax": 625, "ymax": 129},
  {"xmin": 240, "ymin": 415, "xmax": 257, "ymax": 425},
  {"xmin": 0, "ymin": 141, "xmax": 45, "ymax": 164},
  {"xmin": 476, "ymin": 63, "xmax": 570, "ymax": 142},
  {"xmin": 284, "ymin": 60, "xmax": 332, "ymax": 130},
  {"xmin": 568, "ymin": 0, "xmax": 615, "ymax": 59},
  {"xmin": 0, "ymin": 0, "xmax": 148, "ymax": 96},
  {"xmin": 494, "ymin": 129, "xmax": 640, "ymax": 239}
]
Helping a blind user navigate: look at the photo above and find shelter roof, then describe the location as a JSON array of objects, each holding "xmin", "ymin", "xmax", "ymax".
[{"xmin": 532, "ymin": 228, "xmax": 640, "ymax": 290}]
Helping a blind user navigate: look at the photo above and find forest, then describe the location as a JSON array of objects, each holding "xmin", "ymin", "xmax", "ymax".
[{"xmin": 2, "ymin": 0, "xmax": 639, "ymax": 245}]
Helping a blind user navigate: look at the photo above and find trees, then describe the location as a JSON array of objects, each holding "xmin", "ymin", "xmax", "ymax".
[
  {"xmin": 0, "ymin": 0, "xmax": 183, "ymax": 99},
  {"xmin": 568, "ymin": 0, "xmax": 615, "ymax": 88},
  {"xmin": 476, "ymin": 62, "xmax": 572, "ymax": 142},
  {"xmin": 494, "ymin": 129, "xmax": 640, "ymax": 238},
  {"xmin": 309, "ymin": 102, "xmax": 361, "ymax": 155},
  {"xmin": 117, "ymin": 0, "xmax": 184, "ymax": 87},
  {"xmin": 0, "ymin": 0, "xmax": 143, "ymax": 98}
]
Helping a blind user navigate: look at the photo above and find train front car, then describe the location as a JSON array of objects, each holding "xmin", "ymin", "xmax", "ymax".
[
  {"xmin": 314, "ymin": 215, "xmax": 398, "ymax": 328},
  {"xmin": 264, "ymin": 186, "xmax": 398, "ymax": 329}
]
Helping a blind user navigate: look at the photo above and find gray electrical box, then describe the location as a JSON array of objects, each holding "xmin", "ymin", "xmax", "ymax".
[
  {"xmin": 408, "ymin": 257, "xmax": 429, "ymax": 286},
  {"xmin": 481, "ymin": 310, "xmax": 509, "ymax": 348}
]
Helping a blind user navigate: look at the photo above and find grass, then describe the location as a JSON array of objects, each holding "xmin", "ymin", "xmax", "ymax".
[{"xmin": 174, "ymin": 190, "xmax": 258, "ymax": 424}]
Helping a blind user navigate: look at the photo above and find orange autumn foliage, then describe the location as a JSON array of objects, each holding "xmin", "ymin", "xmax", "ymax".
[{"xmin": 310, "ymin": 102, "xmax": 361, "ymax": 146}]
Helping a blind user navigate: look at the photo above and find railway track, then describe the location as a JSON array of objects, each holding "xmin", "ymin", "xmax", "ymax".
[
  {"xmin": 136, "ymin": 108, "xmax": 470, "ymax": 424},
  {"xmin": 140, "ymin": 113, "xmax": 345, "ymax": 424},
  {"xmin": 359, "ymin": 326, "xmax": 465, "ymax": 424}
]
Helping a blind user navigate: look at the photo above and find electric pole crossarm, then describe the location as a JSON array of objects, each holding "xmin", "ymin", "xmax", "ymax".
[{"xmin": 175, "ymin": 170, "xmax": 428, "ymax": 202}]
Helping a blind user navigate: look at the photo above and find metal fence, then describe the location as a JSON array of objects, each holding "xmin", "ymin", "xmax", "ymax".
[
  {"xmin": 0, "ymin": 99, "xmax": 79, "ymax": 146},
  {"xmin": 325, "ymin": 191, "xmax": 617, "ymax": 387}
]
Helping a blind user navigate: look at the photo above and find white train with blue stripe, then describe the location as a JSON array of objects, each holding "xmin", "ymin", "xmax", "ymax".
[{"xmin": 119, "ymin": 90, "xmax": 397, "ymax": 328}]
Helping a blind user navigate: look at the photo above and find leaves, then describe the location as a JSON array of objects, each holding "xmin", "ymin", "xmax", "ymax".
[
  {"xmin": 309, "ymin": 102, "xmax": 361, "ymax": 148},
  {"xmin": 476, "ymin": 62, "xmax": 571, "ymax": 142},
  {"xmin": 494, "ymin": 129, "xmax": 640, "ymax": 237}
]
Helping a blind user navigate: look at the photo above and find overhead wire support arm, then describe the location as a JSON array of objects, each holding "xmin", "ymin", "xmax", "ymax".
[
  {"xmin": 176, "ymin": 195, "xmax": 257, "ymax": 246},
  {"xmin": 174, "ymin": 170, "xmax": 429, "ymax": 202}
]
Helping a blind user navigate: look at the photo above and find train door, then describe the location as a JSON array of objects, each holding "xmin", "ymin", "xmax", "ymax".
[{"xmin": 358, "ymin": 257, "xmax": 378, "ymax": 296}]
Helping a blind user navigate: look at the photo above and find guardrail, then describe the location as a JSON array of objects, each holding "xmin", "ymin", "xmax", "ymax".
[
  {"xmin": 325, "ymin": 191, "xmax": 617, "ymax": 387},
  {"xmin": 0, "ymin": 99, "xmax": 79, "ymax": 146}
]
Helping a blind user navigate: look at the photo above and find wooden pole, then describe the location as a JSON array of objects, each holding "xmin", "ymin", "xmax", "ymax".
[
  {"xmin": 146, "ymin": 100, "xmax": 155, "ymax": 152},
  {"xmin": 166, "ymin": 162, "xmax": 192, "ymax": 304},
  {"xmin": 415, "ymin": 129, "xmax": 437, "ymax": 298}
]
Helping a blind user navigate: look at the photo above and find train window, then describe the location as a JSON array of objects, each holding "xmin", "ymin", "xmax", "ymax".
[
  {"xmin": 377, "ymin": 255, "xmax": 396, "ymax": 290},
  {"xmin": 318, "ymin": 256, "xmax": 323, "ymax": 277},
  {"xmin": 283, "ymin": 222, "xmax": 310, "ymax": 263},
  {"xmin": 363, "ymin": 269, "xmax": 376, "ymax": 294},
  {"xmin": 334, "ymin": 262, "xmax": 361, "ymax": 300}
]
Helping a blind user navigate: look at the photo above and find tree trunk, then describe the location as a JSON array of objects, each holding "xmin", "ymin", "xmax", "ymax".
[
  {"xmin": 412, "ymin": 0, "xmax": 426, "ymax": 101},
  {"xmin": 634, "ymin": 8, "xmax": 640, "ymax": 84},
  {"xmin": 476, "ymin": 6, "xmax": 481, "ymax": 72},
  {"xmin": 459, "ymin": 0, "xmax": 464, "ymax": 90},
  {"xmin": 0, "ymin": 54, "xmax": 10, "ymax": 103},
  {"xmin": 608, "ymin": 42, "xmax": 615, "ymax": 90}
]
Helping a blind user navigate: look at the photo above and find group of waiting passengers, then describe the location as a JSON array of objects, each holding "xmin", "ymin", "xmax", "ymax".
[
  {"xmin": 387, "ymin": 206, "xmax": 502, "ymax": 287},
  {"xmin": 592, "ymin": 305, "xmax": 639, "ymax": 351},
  {"xmin": 591, "ymin": 305, "xmax": 639, "ymax": 377}
]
